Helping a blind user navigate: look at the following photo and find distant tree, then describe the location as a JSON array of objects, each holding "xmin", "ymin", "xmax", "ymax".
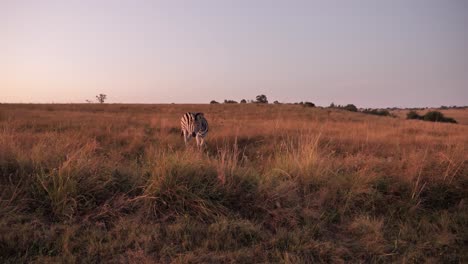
[
  {"xmin": 240, "ymin": 99, "xmax": 247, "ymax": 104},
  {"xmin": 273, "ymin": 100, "xmax": 280, "ymax": 104},
  {"xmin": 303, "ymin": 102, "xmax": 315, "ymax": 107},
  {"xmin": 96, "ymin": 94, "xmax": 107, "ymax": 104},
  {"xmin": 255, "ymin": 94, "xmax": 268, "ymax": 104},
  {"xmin": 329, "ymin": 102, "xmax": 335, "ymax": 108},
  {"xmin": 210, "ymin": 100, "xmax": 219, "ymax": 104},
  {"xmin": 344, "ymin": 104, "xmax": 358, "ymax": 112},
  {"xmin": 224, "ymin": 99, "xmax": 238, "ymax": 104}
]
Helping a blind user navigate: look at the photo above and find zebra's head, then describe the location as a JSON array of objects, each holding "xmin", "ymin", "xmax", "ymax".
[
  {"xmin": 190, "ymin": 113, "xmax": 205, "ymax": 137},
  {"xmin": 194, "ymin": 112, "xmax": 204, "ymax": 120}
]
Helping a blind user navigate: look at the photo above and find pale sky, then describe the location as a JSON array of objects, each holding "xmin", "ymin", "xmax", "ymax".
[{"xmin": 1, "ymin": 0, "xmax": 467, "ymax": 107}]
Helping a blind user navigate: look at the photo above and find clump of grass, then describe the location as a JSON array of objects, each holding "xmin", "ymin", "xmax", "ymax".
[
  {"xmin": 29, "ymin": 141, "xmax": 124, "ymax": 221},
  {"xmin": 137, "ymin": 151, "xmax": 227, "ymax": 221},
  {"xmin": 32, "ymin": 141, "xmax": 100, "ymax": 220},
  {"xmin": 348, "ymin": 215, "xmax": 387, "ymax": 257},
  {"xmin": 206, "ymin": 218, "xmax": 261, "ymax": 250},
  {"xmin": 271, "ymin": 133, "xmax": 325, "ymax": 180},
  {"xmin": 213, "ymin": 143, "xmax": 261, "ymax": 217},
  {"xmin": 137, "ymin": 148, "xmax": 263, "ymax": 222}
]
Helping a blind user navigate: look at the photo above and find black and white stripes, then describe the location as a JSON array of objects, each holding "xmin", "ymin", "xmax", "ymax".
[{"xmin": 180, "ymin": 112, "xmax": 209, "ymax": 148}]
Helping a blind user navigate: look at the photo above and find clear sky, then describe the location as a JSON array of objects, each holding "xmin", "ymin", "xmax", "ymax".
[{"xmin": 1, "ymin": 0, "xmax": 467, "ymax": 107}]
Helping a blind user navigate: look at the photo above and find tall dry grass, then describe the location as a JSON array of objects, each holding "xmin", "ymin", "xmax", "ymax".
[{"xmin": 0, "ymin": 103, "xmax": 467, "ymax": 263}]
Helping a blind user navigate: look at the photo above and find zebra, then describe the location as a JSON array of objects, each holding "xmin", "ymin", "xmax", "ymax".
[{"xmin": 180, "ymin": 112, "xmax": 209, "ymax": 148}]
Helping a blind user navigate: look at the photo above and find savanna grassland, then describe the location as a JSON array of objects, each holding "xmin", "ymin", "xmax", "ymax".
[{"xmin": 1, "ymin": 104, "xmax": 467, "ymax": 263}]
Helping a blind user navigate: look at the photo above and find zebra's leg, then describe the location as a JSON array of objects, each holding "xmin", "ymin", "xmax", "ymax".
[
  {"xmin": 197, "ymin": 136, "xmax": 205, "ymax": 149},
  {"xmin": 195, "ymin": 134, "xmax": 201, "ymax": 149},
  {"xmin": 200, "ymin": 137, "xmax": 205, "ymax": 148},
  {"xmin": 183, "ymin": 131, "xmax": 189, "ymax": 146}
]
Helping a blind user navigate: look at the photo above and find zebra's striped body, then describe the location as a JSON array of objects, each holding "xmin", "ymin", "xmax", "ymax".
[{"xmin": 180, "ymin": 112, "xmax": 209, "ymax": 148}]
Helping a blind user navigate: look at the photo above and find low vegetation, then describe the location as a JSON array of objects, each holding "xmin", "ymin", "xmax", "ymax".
[
  {"xmin": 407, "ymin": 110, "xmax": 458, "ymax": 123},
  {"xmin": 328, "ymin": 103, "xmax": 358, "ymax": 112},
  {"xmin": 343, "ymin": 104, "xmax": 358, "ymax": 112},
  {"xmin": 0, "ymin": 104, "xmax": 466, "ymax": 263},
  {"xmin": 362, "ymin": 108, "xmax": 392, "ymax": 117},
  {"xmin": 303, "ymin": 101, "xmax": 315, "ymax": 107}
]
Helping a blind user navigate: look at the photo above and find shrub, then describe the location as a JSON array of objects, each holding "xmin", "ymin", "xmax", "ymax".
[
  {"xmin": 240, "ymin": 99, "xmax": 247, "ymax": 104},
  {"xmin": 423, "ymin": 111, "xmax": 445, "ymax": 122},
  {"xmin": 423, "ymin": 111, "xmax": 457, "ymax": 123},
  {"xmin": 224, "ymin": 100, "xmax": 238, "ymax": 104},
  {"xmin": 273, "ymin": 101, "xmax": 280, "ymax": 104},
  {"xmin": 303, "ymin": 102, "xmax": 315, "ymax": 108},
  {"xmin": 362, "ymin": 109, "xmax": 391, "ymax": 116},
  {"xmin": 406, "ymin": 110, "xmax": 457, "ymax": 123},
  {"xmin": 406, "ymin": 111, "xmax": 422, "ymax": 120},
  {"xmin": 210, "ymin": 100, "xmax": 219, "ymax": 104},
  {"xmin": 443, "ymin": 117, "xmax": 458, "ymax": 123},
  {"xmin": 344, "ymin": 104, "xmax": 358, "ymax": 112}
]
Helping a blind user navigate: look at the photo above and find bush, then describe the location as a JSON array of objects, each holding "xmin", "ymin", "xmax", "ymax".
[
  {"xmin": 407, "ymin": 111, "xmax": 422, "ymax": 120},
  {"xmin": 362, "ymin": 109, "xmax": 391, "ymax": 116},
  {"xmin": 344, "ymin": 104, "xmax": 358, "ymax": 112},
  {"xmin": 210, "ymin": 100, "xmax": 220, "ymax": 104},
  {"xmin": 240, "ymin": 99, "xmax": 247, "ymax": 104},
  {"xmin": 273, "ymin": 101, "xmax": 281, "ymax": 104},
  {"xmin": 303, "ymin": 102, "xmax": 315, "ymax": 108},
  {"xmin": 423, "ymin": 111, "xmax": 444, "ymax": 122},
  {"xmin": 406, "ymin": 111, "xmax": 457, "ymax": 123},
  {"xmin": 423, "ymin": 111, "xmax": 457, "ymax": 123},
  {"xmin": 443, "ymin": 117, "xmax": 458, "ymax": 123},
  {"xmin": 224, "ymin": 100, "xmax": 238, "ymax": 104}
]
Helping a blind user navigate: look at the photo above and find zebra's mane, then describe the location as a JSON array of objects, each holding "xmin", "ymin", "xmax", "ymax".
[{"xmin": 193, "ymin": 112, "xmax": 204, "ymax": 119}]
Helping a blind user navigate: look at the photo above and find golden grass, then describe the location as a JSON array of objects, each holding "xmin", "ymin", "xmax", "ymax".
[{"xmin": 0, "ymin": 103, "xmax": 467, "ymax": 263}]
